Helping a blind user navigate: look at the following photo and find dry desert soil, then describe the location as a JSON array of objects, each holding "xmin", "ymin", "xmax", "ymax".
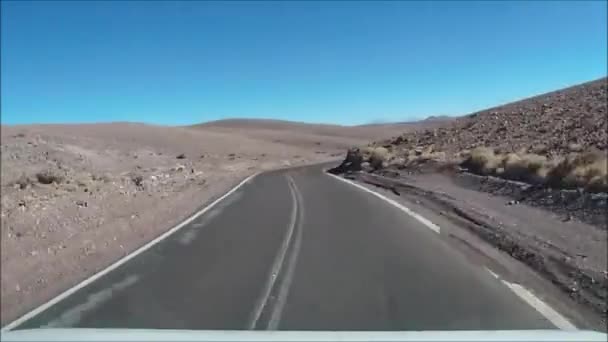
[{"xmin": 0, "ymin": 120, "xmax": 423, "ymax": 325}]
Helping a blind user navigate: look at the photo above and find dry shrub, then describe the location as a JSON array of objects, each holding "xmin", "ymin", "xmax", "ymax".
[
  {"xmin": 547, "ymin": 150, "xmax": 607, "ymax": 191},
  {"xmin": 500, "ymin": 153, "xmax": 548, "ymax": 183},
  {"xmin": 369, "ymin": 147, "xmax": 390, "ymax": 170},
  {"xmin": 502, "ymin": 153, "xmax": 522, "ymax": 168},
  {"xmin": 459, "ymin": 147, "xmax": 608, "ymax": 192},
  {"xmin": 461, "ymin": 147, "xmax": 500, "ymax": 175},
  {"xmin": 35, "ymin": 170, "xmax": 64, "ymax": 185}
]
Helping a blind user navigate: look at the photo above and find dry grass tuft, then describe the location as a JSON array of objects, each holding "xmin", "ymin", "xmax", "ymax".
[
  {"xmin": 462, "ymin": 147, "xmax": 501, "ymax": 175},
  {"xmin": 501, "ymin": 153, "xmax": 548, "ymax": 183},
  {"xmin": 369, "ymin": 146, "xmax": 390, "ymax": 170},
  {"xmin": 548, "ymin": 151, "xmax": 607, "ymax": 191},
  {"xmin": 457, "ymin": 147, "xmax": 607, "ymax": 192}
]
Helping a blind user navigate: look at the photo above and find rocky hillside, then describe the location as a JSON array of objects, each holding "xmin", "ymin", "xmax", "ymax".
[
  {"xmin": 381, "ymin": 78, "xmax": 607, "ymax": 156},
  {"xmin": 382, "ymin": 78, "xmax": 608, "ymax": 154},
  {"xmin": 358, "ymin": 78, "xmax": 608, "ymax": 192}
]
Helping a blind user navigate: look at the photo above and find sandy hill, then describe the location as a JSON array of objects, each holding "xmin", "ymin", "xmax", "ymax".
[{"xmin": 194, "ymin": 118, "xmax": 451, "ymax": 149}]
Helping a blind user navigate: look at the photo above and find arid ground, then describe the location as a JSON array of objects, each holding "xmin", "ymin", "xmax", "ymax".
[{"xmin": 0, "ymin": 120, "xmax": 429, "ymax": 325}]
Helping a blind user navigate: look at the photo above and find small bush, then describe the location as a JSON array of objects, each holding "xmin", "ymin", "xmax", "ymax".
[
  {"xmin": 502, "ymin": 153, "xmax": 522, "ymax": 167},
  {"xmin": 369, "ymin": 147, "xmax": 389, "ymax": 170},
  {"xmin": 462, "ymin": 147, "xmax": 500, "ymax": 175},
  {"xmin": 546, "ymin": 151, "xmax": 607, "ymax": 191},
  {"xmin": 451, "ymin": 144, "xmax": 607, "ymax": 192},
  {"xmin": 35, "ymin": 170, "xmax": 64, "ymax": 184},
  {"xmin": 522, "ymin": 154, "xmax": 547, "ymax": 172}
]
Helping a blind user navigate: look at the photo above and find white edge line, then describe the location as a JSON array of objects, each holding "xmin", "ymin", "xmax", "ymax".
[
  {"xmin": 485, "ymin": 267, "xmax": 500, "ymax": 279},
  {"xmin": 1, "ymin": 173, "xmax": 259, "ymax": 332},
  {"xmin": 326, "ymin": 173, "xmax": 440, "ymax": 234},
  {"xmin": 484, "ymin": 268, "xmax": 577, "ymax": 331},
  {"xmin": 503, "ymin": 281, "xmax": 577, "ymax": 331},
  {"xmin": 247, "ymin": 175, "xmax": 299, "ymax": 330}
]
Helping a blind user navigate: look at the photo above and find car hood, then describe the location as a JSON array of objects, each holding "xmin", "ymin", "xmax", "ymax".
[{"xmin": 1, "ymin": 328, "xmax": 606, "ymax": 341}]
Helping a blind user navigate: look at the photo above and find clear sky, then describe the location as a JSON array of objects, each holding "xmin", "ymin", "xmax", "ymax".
[{"xmin": 1, "ymin": 1, "xmax": 606, "ymax": 126}]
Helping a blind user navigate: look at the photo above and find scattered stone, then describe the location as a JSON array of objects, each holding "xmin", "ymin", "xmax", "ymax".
[
  {"xmin": 176, "ymin": 153, "xmax": 186, "ymax": 159},
  {"xmin": 76, "ymin": 200, "xmax": 88, "ymax": 208},
  {"xmin": 130, "ymin": 174, "xmax": 144, "ymax": 187}
]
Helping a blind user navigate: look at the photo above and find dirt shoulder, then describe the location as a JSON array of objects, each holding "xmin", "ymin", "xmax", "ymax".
[{"xmin": 330, "ymin": 167, "xmax": 606, "ymax": 330}]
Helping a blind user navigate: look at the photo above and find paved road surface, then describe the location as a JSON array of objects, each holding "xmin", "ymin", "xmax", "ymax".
[{"xmin": 8, "ymin": 164, "xmax": 555, "ymax": 331}]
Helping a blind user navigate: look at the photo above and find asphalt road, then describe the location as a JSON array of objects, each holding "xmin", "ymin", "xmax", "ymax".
[{"xmin": 8, "ymin": 164, "xmax": 556, "ymax": 331}]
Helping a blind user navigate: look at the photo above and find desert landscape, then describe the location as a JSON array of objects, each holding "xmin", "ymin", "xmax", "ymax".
[
  {"xmin": 331, "ymin": 77, "xmax": 608, "ymax": 327},
  {"xmin": 2, "ymin": 78, "xmax": 606, "ymax": 328},
  {"xmin": 0, "ymin": 120, "xmax": 423, "ymax": 325}
]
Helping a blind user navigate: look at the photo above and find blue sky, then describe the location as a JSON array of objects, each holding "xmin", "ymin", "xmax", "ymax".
[{"xmin": 1, "ymin": 1, "xmax": 606, "ymax": 126}]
